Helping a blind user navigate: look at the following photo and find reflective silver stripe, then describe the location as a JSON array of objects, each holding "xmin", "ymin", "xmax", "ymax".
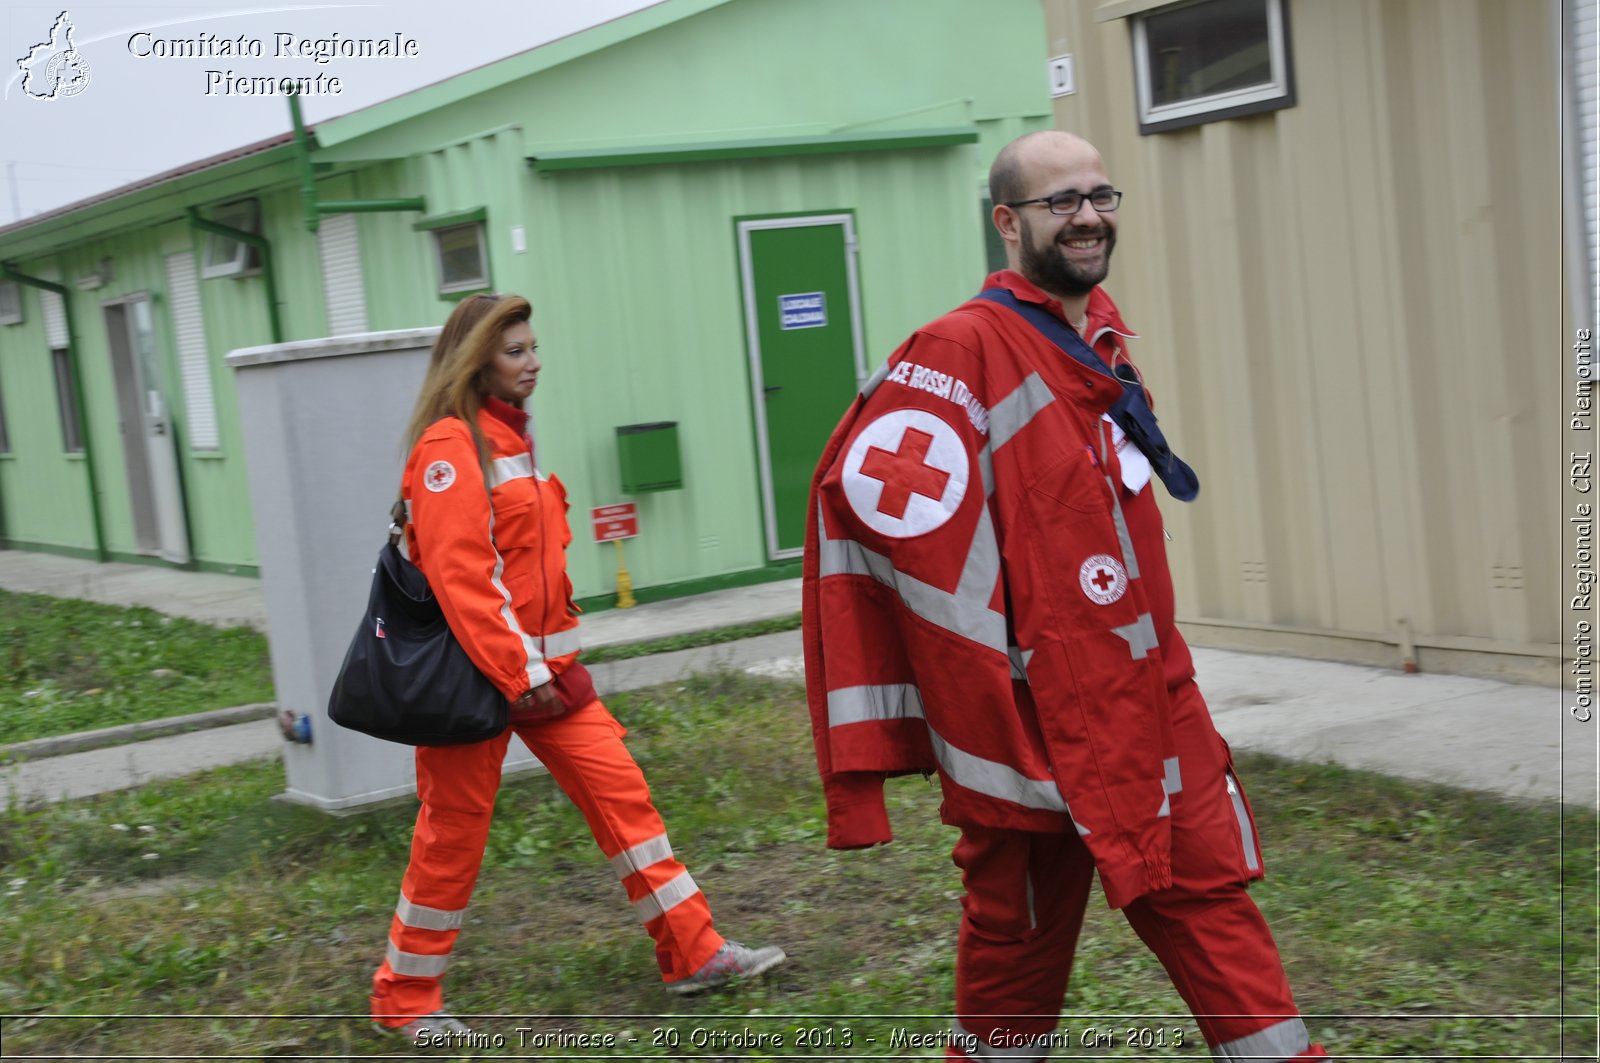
[
  {"xmin": 395, "ymin": 892, "xmax": 464, "ymax": 932},
  {"xmin": 1105, "ymin": 474, "xmax": 1141, "ymax": 580},
  {"xmin": 1214, "ymin": 1016, "xmax": 1309, "ymax": 1060},
  {"xmin": 385, "ymin": 940, "xmax": 449, "ymax": 978},
  {"xmin": 1112, "ymin": 612, "xmax": 1159, "ymax": 659},
  {"xmin": 403, "ymin": 499, "xmax": 413, "ymax": 523},
  {"xmin": 1226, "ymin": 771, "xmax": 1260, "ymax": 872},
  {"xmin": 861, "ymin": 360, "xmax": 891, "ymax": 397},
  {"xmin": 978, "ymin": 443, "xmax": 996, "ymax": 498},
  {"xmin": 827, "ymin": 685, "xmax": 1081, "ymax": 825},
  {"xmin": 541, "ymin": 623, "xmax": 582, "ymax": 659},
  {"xmin": 1007, "ymin": 645, "xmax": 1030, "ymax": 680},
  {"xmin": 956, "ymin": 504, "xmax": 1003, "ymax": 629},
  {"xmin": 632, "ymin": 869, "xmax": 700, "ymax": 923},
  {"xmin": 988, "ymin": 373, "xmax": 1054, "ymax": 451},
  {"xmin": 827, "ymin": 682, "xmax": 924, "ymax": 727},
  {"xmin": 610, "ymin": 833, "xmax": 674, "ymax": 879},
  {"xmin": 816, "ymin": 507, "xmax": 1007, "ymax": 655},
  {"xmin": 932, "ymin": 716, "xmax": 1086, "ymax": 828},
  {"xmin": 950, "ymin": 1019, "xmax": 1049, "ymax": 1062},
  {"xmin": 1156, "ymin": 756, "xmax": 1182, "ymax": 818},
  {"xmin": 485, "ymin": 506, "xmax": 552, "ymax": 689},
  {"xmin": 490, "ymin": 453, "xmax": 534, "ymax": 486}
]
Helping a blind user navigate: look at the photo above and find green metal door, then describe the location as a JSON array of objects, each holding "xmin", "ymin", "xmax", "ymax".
[{"xmin": 738, "ymin": 214, "xmax": 864, "ymax": 559}]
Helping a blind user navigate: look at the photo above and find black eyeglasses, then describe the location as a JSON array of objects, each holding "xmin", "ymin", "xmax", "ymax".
[{"xmin": 1005, "ymin": 188, "xmax": 1123, "ymax": 216}]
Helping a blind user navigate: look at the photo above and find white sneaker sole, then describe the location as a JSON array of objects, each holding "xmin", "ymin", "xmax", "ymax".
[{"xmin": 665, "ymin": 948, "xmax": 787, "ymax": 995}]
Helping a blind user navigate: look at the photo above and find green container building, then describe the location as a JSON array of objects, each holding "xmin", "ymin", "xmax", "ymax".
[{"xmin": 0, "ymin": 0, "xmax": 1051, "ymax": 604}]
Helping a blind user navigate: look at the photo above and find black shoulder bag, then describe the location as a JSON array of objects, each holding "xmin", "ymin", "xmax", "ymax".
[{"xmin": 327, "ymin": 501, "xmax": 508, "ymax": 745}]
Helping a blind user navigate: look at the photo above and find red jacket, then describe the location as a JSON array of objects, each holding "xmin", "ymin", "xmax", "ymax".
[
  {"xmin": 803, "ymin": 272, "xmax": 1193, "ymax": 909},
  {"xmin": 403, "ymin": 398, "xmax": 588, "ymax": 708}
]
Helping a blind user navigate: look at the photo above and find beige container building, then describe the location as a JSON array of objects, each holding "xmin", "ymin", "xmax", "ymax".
[{"xmin": 1036, "ymin": 0, "xmax": 1572, "ymax": 684}]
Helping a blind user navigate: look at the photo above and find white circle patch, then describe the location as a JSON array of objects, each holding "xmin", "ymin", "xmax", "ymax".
[
  {"xmin": 841, "ymin": 409, "xmax": 968, "ymax": 538},
  {"xmin": 1078, "ymin": 554, "xmax": 1128, "ymax": 605},
  {"xmin": 422, "ymin": 460, "xmax": 456, "ymax": 493}
]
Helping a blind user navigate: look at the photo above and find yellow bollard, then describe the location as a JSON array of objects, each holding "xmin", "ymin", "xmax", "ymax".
[{"xmin": 614, "ymin": 538, "xmax": 637, "ymax": 609}]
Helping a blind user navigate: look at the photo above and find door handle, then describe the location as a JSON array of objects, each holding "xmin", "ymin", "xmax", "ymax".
[{"xmin": 764, "ymin": 385, "xmax": 783, "ymax": 396}]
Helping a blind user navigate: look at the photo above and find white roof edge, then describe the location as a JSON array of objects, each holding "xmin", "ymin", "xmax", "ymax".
[{"xmin": 226, "ymin": 327, "xmax": 442, "ymax": 368}]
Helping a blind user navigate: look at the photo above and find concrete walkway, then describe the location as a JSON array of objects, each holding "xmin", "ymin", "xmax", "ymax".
[{"xmin": 1, "ymin": 550, "xmax": 1594, "ymax": 812}]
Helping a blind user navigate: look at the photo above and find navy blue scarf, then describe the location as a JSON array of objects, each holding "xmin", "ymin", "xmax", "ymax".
[{"xmin": 975, "ymin": 288, "xmax": 1199, "ymax": 502}]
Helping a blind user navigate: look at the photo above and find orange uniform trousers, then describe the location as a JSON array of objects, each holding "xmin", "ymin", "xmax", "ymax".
[
  {"xmin": 370, "ymin": 700, "xmax": 725, "ymax": 1026},
  {"xmin": 945, "ymin": 682, "xmax": 1328, "ymax": 1061}
]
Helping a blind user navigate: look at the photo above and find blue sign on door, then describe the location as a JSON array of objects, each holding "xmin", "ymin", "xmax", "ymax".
[{"xmin": 778, "ymin": 292, "xmax": 827, "ymax": 330}]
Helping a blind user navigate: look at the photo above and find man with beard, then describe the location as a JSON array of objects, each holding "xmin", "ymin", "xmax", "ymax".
[{"xmin": 801, "ymin": 130, "xmax": 1327, "ymax": 1060}]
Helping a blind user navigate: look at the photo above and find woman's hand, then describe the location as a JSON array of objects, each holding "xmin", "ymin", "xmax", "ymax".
[{"xmin": 511, "ymin": 681, "xmax": 564, "ymax": 720}]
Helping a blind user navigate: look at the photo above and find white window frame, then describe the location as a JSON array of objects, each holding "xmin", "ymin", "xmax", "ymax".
[
  {"xmin": 200, "ymin": 199, "xmax": 263, "ymax": 279},
  {"xmin": 0, "ymin": 281, "xmax": 22, "ymax": 326},
  {"xmin": 1130, "ymin": 0, "xmax": 1294, "ymax": 135},
  {"xmin": 432, "ymin": 222, "xmax": 490, "ymax": 295}
]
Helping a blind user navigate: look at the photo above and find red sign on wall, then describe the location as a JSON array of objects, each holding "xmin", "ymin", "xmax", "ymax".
[{"xmin": 591, "ymin": 503, "xmax": 639, "ymax": 542}]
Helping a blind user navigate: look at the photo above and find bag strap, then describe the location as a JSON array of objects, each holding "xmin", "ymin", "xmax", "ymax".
[
  {"xmin": 388, "ymin": 498, "xmax": 407, "ymax": 547},
  {"xmin": 973, "ymin": 287, "xmax": 1199, "ymax": 502}
]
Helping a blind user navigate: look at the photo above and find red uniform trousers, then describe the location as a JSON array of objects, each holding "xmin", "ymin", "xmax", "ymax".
[
  {"xmin": 370, "ymin": 700, "xmax": 725, "ymax": 1026},
  {"xmin": 947, "ymin": 682, "xmax": 1328, "ymax": 1061}
]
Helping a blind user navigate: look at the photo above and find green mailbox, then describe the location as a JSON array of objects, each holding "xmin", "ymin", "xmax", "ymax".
[{"xmin": 616, "ymin": 421, "xmax": 683, "ymax": 493}]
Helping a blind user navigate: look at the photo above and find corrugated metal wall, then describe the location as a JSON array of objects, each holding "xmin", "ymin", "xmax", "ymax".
[
  {"xmin": 1044, "ymin": 0, "xmax": 1562, "ymax": 679},
  {"xmin": 0, "ymin": 269, "xmax": 95, "ymax": 549},
  {"xmin": 521, "ymin": 149, "xmax": 986, "ymax": 599},
  {"xmin": 1576, "ymin": 0, "xmax": 1598, "ymax": 326},
  {"xmin": 350, "ymin": 129, "xmax": 985, "ymax": 600},
  {"xmin": 0, "ymin": 181, "xmax": 359, "ymax": 568}
]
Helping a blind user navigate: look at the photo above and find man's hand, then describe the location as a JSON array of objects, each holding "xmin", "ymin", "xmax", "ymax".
[{"xmin": 511, "ymin": 681, "xmax": 564, "ymax": 720}]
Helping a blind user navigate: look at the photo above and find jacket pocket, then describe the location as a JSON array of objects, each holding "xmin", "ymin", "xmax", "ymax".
[
  {"xmin": 491, "ymin": 497, "xmax": 542, "ymax": 549},
  {"xmin": 1024, "ymin": 446, "xmax": 1111, "ymax": 516},
  {"xmin": 1218, "ymin": 739, "xmax": 1265, "ymax": 878}
]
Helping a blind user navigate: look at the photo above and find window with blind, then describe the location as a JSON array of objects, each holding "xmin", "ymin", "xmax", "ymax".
[{"xmin": 164, "ymin": 250, "xmax": 220, "ymax": 451}]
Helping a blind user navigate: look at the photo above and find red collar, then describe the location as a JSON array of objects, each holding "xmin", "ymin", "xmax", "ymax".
[
  {"xmin": 982, "ymin": 269, "xmax": 1137, "ymax": 343},
  {"xmin": 483, "ymin": 395, "xmax": 529, "ymax": 436}
]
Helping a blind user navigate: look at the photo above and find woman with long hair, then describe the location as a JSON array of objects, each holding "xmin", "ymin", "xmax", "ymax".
[{"xmin": 369, "ymin": 293, "xmax": 784, "ymax": 1038}]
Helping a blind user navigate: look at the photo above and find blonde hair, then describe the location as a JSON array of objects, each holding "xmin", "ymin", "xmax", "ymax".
[{"xmin": 403, "ymin": 293, "xmax": 533, "ymax": 482}]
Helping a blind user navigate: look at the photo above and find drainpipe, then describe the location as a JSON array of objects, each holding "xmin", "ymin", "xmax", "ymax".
[
  {"xmin": 186, "ymin": 209, "xmax": 283, "ymax": 345},
  {"xmin": 286, "ymin": 92, "xmax": 425, "ymax": 233},
  {"xmin": 0, "ymin": 264, "xmax": 110, "ymax": 561}
]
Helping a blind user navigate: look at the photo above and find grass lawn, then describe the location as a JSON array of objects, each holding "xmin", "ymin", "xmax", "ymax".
[
  {"xmin": 0, "ymin": 589, "xmax": 798, "ymax": 747},
  {"xmin": 0, "ymin": 590, "xmax": 275, "ymax": 745},
  {"xmin": 0, "ymin": 671, "xmax": 1593, "ymax": 1059}
]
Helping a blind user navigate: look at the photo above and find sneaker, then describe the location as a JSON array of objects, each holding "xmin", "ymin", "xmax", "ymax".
[
  {"xmin": 666, "ymin": 941, "xmax": 787, "ymax": 995},
  {"xmin": 374, "ymin": 1010, "xmax": 472, "ymax": 1040}
]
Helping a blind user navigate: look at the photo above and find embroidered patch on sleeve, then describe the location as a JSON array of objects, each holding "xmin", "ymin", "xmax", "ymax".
[
  {"xmin": 423, "ymin": 460, "xmax": 456, "ymax": 493},
  {"xmin": 1078, "ymin": 554, "xmax": 1129, "ymax": 604},
  {"xmin": 841, "ymin": 409, "xmax": 969, "ymax": 538}
]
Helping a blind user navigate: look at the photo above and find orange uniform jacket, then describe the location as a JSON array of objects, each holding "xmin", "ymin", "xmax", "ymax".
[{"xmin": 402, "ymin": 399, "xmax": 586, "ymax": 707}]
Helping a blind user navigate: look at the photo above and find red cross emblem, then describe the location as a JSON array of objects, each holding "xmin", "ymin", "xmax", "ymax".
[
  {"xmin": 859, "ymin": 427, "xmax": 951, "ymax": 518},
  {"xmin": 1078, "ymin": 553, "xmax": 1128, "ymax": 604},
  {"xmin": 423, "ymin": 460, "xmax": 456, "ymax": 493},
  {"xmin": 842, "ymin": 409, "xmax": 969, "ymax": 538}
]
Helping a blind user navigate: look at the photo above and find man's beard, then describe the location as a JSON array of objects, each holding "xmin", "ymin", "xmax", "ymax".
[{"xmin": 1019, "ymin": 220, "xmax": 1116, "ymax": 297}]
